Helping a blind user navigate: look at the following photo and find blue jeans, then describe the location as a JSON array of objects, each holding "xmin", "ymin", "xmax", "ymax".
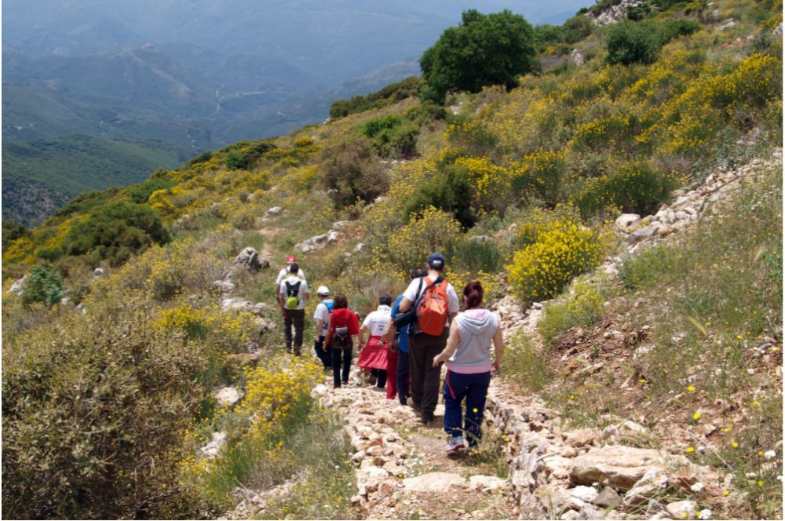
[
  {"xmin": 397, "ymin": 348, "xmax": 410, "ymax": 404},
  {"xmin": 443, "ymin": 370, "xmax": 491, "ymax": 446}
]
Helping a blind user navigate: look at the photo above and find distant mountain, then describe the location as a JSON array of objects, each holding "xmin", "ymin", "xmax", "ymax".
[{"xmin": 2, "ymin": 0, "xmax": 593, "ymax": 225}]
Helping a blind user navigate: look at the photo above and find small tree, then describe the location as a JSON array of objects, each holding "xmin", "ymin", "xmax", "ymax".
[
  {"xmin": 420, "ymin": 9, "xmax": 537, "ymax": 103},
  {"xmin": 21, "ymin": 265, "xmax": 64, "ymax": 307},
  {"xmin": 606, "ymin": 21, "xmax": 661, "ymax": 65},
  {"xmin": 321, "ymin": 138, "xmax": 388, "ymax": 208}
]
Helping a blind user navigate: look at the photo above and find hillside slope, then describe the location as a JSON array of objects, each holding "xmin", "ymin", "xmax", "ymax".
[{"xmin": 2, "ymin": 0, "xmax": 781, "ymax": 518}]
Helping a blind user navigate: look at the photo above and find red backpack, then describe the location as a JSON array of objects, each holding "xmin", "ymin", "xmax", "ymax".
[{"xmin": 417, "ymin": 277, "xmax": 449, "ymax": 336}]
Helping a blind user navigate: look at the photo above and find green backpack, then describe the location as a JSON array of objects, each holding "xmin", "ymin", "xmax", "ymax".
[{"xmin": 285, "ymin": 280, "xmax": 301, "ymax": 310}]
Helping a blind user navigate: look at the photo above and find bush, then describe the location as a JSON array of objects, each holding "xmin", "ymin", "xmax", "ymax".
[
  {"xmin": 454, "ymin": 238, "xmax": 502, "ymax": 272},
  {"xmin": 514, "ymin": 150, "xmax": 566, "ymax": 207},
  {"xmin": 387, "ymin": 207, "xmax": 463, "ymax": 273},
  {"xmin": 2, "ymin": 304, "xmax": 218, "ymax": 518},
  {"xmin": 127, "ymin": 175, "xmax": 176, "ymax": 204},
  {"xmin": 562, "ymin": 15, "xmax": 594, "ymax": 44},
  {"xmin": 21, "ymin": 265, "xmax": 64, "ymax": 308},
  {"xmin": 405, "ymin": 164, "xmax": 477, "ymax": 228},
  {"xmin": 500, "ymin": 333, "xmax": 551, "ymax": 392},
  {"xmin": 329, "ymin": 76, "xmax": 422, "ymax": 118},
  {"xmin": 606, "ymin": 21, "xmax": 662, "ymax": 65},
  {"xmin": 361, "ymin": 115, "xmax": 419, "ymax": 158},
  {"xmin": 61, "ymin": 202, "xmax": 170, "ymax": 266},
  {"xmin": 538, "ymin": 280, "xmax": 605, "ymax": 344},
  {"xmin": 3, "ymin": 219, "xmax": 28, "ymax": 250},
  {"xmin": 321, "ymin": 138, "xmax": 388, "ymax": 208},
  {"xmin": 420, "ymin": 9, "xmax": 537, "ymax": 102},
  {"xmin": 223, "ymin": 142, "xmax": 276, "ymax": 170},
  {"xmin": 507, "ymin": 220, "xmax": 603, "ymax": 303},
  {"xmin": 573, "ymin": 161, "xmax": 677, "ymax": 217}
]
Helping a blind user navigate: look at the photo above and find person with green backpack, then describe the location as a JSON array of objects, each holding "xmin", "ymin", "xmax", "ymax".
[{"xmin": 277, "ymin": 262, "xmax": 309, "ymax": 355}]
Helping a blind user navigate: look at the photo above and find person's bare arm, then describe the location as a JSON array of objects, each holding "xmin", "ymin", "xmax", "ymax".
[
  {"xmin": 433, "ymin": 321, "xmax": 461, "ymax": 366},
  {"xmin": 492, "ymin": 327, "xmax": 505, "ymax": 374},
  {"xmin": 399, "ymin": 297, "xmax": 413, "ymax": 313},
  {"xmin": 315, "ymin": 318, "xmax": 324, "ymax": 336},
  {"xmin": 359, "ymin": 325, "xmax": 369, "ymax": 347}
]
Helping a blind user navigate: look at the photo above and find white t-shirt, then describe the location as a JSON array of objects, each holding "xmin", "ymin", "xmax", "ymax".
[
  {"xmin": 276, "ymin": 267, "xmax": 306, "ymax": 285},
  {"xmin": 279, "ymin": 275, "xmax": 308, "ymax": 310},
  {"xmin": 403, "ymin": 275, "xmax": 460, "ymax": 315},
  {"xmin": 313, "ymin": 299, "xmax": 333, "ymax": 337},
  {"xmin": 362, "ymin": 305, "xmax": 392, "ymax": 337}
]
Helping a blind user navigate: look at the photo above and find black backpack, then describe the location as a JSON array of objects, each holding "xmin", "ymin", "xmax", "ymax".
[{"xmin": 284, "ymin": 280, "xmax": 301, "ymax": 309}]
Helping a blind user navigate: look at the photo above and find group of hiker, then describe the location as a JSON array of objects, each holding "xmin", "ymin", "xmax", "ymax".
[{"xmin": 274, "ymin": 253, "xmax": 505, "ymax": 455}]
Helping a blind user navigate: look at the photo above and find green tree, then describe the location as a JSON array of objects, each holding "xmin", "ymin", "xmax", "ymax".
[
  {"xmin": 21, "ymin": 265, "xmax": 64, "ymax": 307},
  {"xmin": 606, "ymin": 21, "xmax": 662, "ymax": 65},
  {"xmin": 420, "ymin": 9, "xmax": 537, "ymax": 103}
]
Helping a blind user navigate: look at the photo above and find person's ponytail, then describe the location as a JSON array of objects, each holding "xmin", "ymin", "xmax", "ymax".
[{"xmin": 463, "ymin": 281, "xmax": 484, "ymax": 309}]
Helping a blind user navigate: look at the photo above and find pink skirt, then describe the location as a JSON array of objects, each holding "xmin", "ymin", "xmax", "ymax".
[{"xmin": 358, "ymin": 336, "xmax": 388, "ymax": 371}]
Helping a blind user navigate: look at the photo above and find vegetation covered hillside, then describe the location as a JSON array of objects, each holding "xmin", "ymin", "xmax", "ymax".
[{"xmin": 3, "ymin": 0, "xmax": 782, "ymax": 518}]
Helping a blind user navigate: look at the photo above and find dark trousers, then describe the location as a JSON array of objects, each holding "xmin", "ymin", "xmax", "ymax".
[
  {"xmin": 443, "ymin": 370, "xmax": 491, "ymax": 446},
  {"xmin": 314, "ymin": 336, "xmax": 332, "ymax": 368},
  {"xmin": 410, "ymin": 332, "xmax": 447, "ymax": 419},
  {"xmin": 283, "ymin": 309, "xmax": 305, "ymax": 354},
  {"xmin": 331, "ymin": 346, "xmax": 352, "ymax": 387},
  {"xmin": 397, "ymin": 349, "xmax": 410, "ymax": 405},
  {"xmin": 371, "ymin": 369, "xmax": 386, "ymax": 388}
]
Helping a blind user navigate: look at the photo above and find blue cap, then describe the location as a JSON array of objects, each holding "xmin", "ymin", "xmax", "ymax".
[{"xmin": 427, "ymin": 252, "xmax": 446, "ymax": 270}]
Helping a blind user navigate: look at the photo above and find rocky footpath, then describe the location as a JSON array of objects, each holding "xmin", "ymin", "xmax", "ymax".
[{"xmin": 315, "ymin": 367, "xmax": 517, "ymax": 520}]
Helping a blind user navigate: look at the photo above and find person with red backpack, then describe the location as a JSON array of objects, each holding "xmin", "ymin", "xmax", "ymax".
[{"xmin": 397, "ymin": 253, "xmax": 459, "ymax": 424}]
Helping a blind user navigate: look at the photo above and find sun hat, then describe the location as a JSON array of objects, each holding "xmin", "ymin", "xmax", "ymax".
[
  {"xmin": 317, "ymin": 285, "xmax": 330, "ymax": 296},
  {"xmin": 286, "ymin": 255, "xmax": 296, "ymax": 263}
]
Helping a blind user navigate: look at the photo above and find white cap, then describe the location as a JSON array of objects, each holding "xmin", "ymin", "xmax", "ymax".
[{"xmin": 317, "ymin": 285, "xmax": 330, "ymax": 296}]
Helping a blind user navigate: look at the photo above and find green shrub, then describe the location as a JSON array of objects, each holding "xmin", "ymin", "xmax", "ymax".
[
  {"xmin": 420, "ymin": 9, "xmax": 537, "ymax": 102},
  {"xmin": 573, "ymin": 162, "xmax": 677, "ymax": 218},
  {"xmin": 619, "ymin": 244, "xmax": 684, "ymax": 290},
  {"xmin": 454, "ymin": 238, "xmax": 502, "ymax": 272},
  {"xmin": 223, "ymin": 142, "xmax": 276, "ymax": 170},
  {"xmin": 606, "ymin": 21, "xmax": 662, "ymax": 65},
  {"xmin": 507, "ymin": 220, "xmax": 603, "ymax": 303},
  {"xmin": 405, "ymin": 165, "xmax": 477, "ymax": 229},
  {"xmin": 361, "ymin": 115, "xmax": 419, "ymax": 158},
  {"xmin": 387, "ymin": 207, "xmax": 463, "ymax": 273},
  {"xmin": 2, "ymin": 304, "xmax": 218, "ymax": 518},
  {"xmin": 127, "ymin": 176, "xmax": 176, "ymax": 204},
  {"xmin": 321, "ymin": 138, "xmax": 388, "ymax": 208},
  {"xmin": 2, "ymin": 219, "xmax": 28, "ymax": 250},
  {"xmin": 539, "ymin": 280, "xmax": 605, "ymax": 344},
  {"xmin": 329, "ymin": 76, "xmax": 422, "ymax": 118},
  {"xmin": 62, "ymin": 202, "xmax": 171, "ymax": 266},
  {"xmin": 501, "ymin": 333, "xmax": 551, "ymax": 392},
  {"xmin": 21, "ymin": 265, "xmax": 64, "ymax": 308},
  {"xmin": 562, "ymin": 14, "xmax": 594, "ymax": 44}
]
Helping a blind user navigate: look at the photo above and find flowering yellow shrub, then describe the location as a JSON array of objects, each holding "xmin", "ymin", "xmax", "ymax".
[
  {"xmin": 507, "ymin": 220, "xmax": 603, "ymax": 303},
  {"xmin": 238, "ymin": 358, "xmax": 322, "ymax": 431},
  {"xmin": 515, "ymin": 150, "xmax": 566, "ymax": 207},
  {"xmin": 387, "ymin": 207, "xmax": 462, "ymax": 273}
]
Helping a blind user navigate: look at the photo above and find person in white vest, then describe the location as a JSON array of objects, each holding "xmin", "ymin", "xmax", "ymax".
[
  {"xmin": 277, "ymin": 262, "xmax": 309, "ymax": 355},
  {"xmin": 275, "ymin": 255, "xmax": 305, "ymax": 289}
]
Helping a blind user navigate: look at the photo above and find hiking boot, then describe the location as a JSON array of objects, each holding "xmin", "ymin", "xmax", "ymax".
[{"xmin": 446, "ymin": 435, "xmax": 466, "ymax": 455}]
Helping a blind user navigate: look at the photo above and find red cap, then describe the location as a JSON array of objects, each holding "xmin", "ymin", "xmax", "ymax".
[{"xmin": 287, "ymin": 255, "xmax": 296, "ymax": 263}]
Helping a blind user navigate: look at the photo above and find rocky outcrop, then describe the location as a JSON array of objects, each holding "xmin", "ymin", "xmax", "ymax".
[
  {"xmin": 588, "ymin": 0, "xmax": 643, "ymax": 25},
  {"xmin": 234, "ymin": 246, "xmax": 269, "ymax": 272}
]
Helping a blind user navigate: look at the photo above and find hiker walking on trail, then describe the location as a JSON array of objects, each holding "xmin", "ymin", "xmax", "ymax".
[
  {"xmin": 277, "ymin": 262, "xmax": 308, "ymax": 355},
  {"xmin": 398, "ymin": 253, "xmax": 459, "ymax": 424},
  {"xmin": 433, "ymin": 281, "xmax": 504, "ymax": 455},
  {"xmin": 313, "ymin": 286, "xmax": 334, "ymax": 370},
  {"xmin": 391, "ymin": 267, "xmax": 427, "ymax": 405},
  {"xmin": 358, "ymin": 294, "xmax": 393, "ymax": 394},
  {"xmin": 275, "ymin": 255, "xmax": 305, "ymax": 289},
  {"xmin": 326, "ymin": 294, "xmax": 360, "ymax": 388}
]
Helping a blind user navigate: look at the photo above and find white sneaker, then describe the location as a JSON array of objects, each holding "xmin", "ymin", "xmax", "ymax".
[{"xmin": 446, "ymin": 435, "xmax": 466, "ymax": 455}]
